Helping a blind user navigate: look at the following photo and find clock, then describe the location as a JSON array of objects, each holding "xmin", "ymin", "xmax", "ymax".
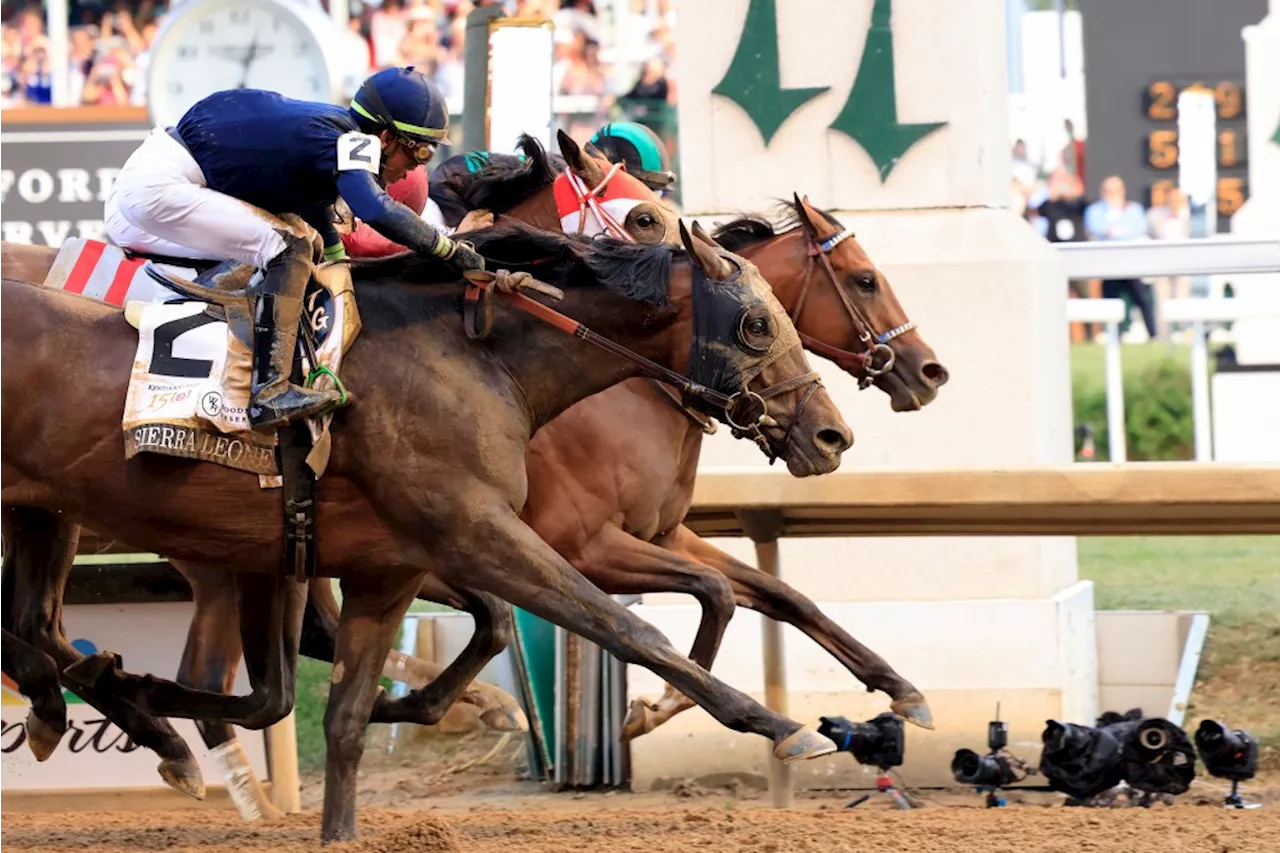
[{"xmin": 146, "ymin": 0, "xmax": 346, "ymax": 127}]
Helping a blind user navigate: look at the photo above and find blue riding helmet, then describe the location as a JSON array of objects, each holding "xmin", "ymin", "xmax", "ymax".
[{"xmin": 348, "ymin": 66, "xmax": 450, "ymax": 161}]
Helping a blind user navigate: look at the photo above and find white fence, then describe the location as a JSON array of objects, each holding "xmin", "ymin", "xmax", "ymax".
[{"xmin": 1054, "ymin": 235, "xmax": 1280, "ymax": 463}]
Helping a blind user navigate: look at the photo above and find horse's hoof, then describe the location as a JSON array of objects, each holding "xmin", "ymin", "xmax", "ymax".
[
  {"xmin": 620, "ymin": 698, "xmax": 660, "ymax": 743},
  {"xmin": 773, "ymin": 726, "xmax": 837, "ymax": 764},
  {"xmin": 480, "ymin": 703, "xmax": 529, "ymax": 733},
  {"xmin": 25, "ymin": 713, "xmax": 66, "ymax": 761},
  {"xmin": 158, "ymin": 757, "xmax": 207, "ymax": 800},
  {"xmin": 61, "ymin": 650, "xmax": 121, "ymax": 688},
  {"xmin": 892, "ymin": 693, "xmax": 935, "ymax": 730}
]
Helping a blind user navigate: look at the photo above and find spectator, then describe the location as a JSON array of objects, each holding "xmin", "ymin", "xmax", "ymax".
[
  {"xmin": 67, "ymin": 24, "xmax": 99, "ymax": 105},
  {"xmin": 1011, "ymin": 139, "xmax": 1036, "ymax": 212},
  {"xmin": 1147, "ymin": 185, "xmax": 1192, "ymax": 342},
  {"xmin": 371, "ymin": 0, "xmax": 410, "ymax": 69},
  {"xmin": 1085, "ymin": 176, "xmax": 1157, "ymax": 340},
  {"xmin": 623, "ymin": 56, "xmax": 668, "ymax": 102},
  {"xmin": 1062, "ymin": 118, "xmax": 1086, "ymax": 185},
  {"xmin": 20, "ymin": 35, "xmax": 52, "ymax": 104},
  {"xmin": 1032, "ymin": 169, "xmax": 1095, "ymax": 340}
]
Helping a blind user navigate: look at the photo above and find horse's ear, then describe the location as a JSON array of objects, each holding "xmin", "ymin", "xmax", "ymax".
[
  {"xmin": 558, "ymin": 129, "xmax": 605, "ymax": 185},
  {"xmin": 793, "ymin": 192, "xmax": 819, "ymax": 236},
  {"xmin": 557, "ymin": 129, "xmax": 581, "ymax": 164},
  {"xmin": 681, "ymin": 220, "xmax": 733, "ymax": 280},
  {"xmin": 690, "ymin": 220, "xmax": 721, "ymax": 250}
]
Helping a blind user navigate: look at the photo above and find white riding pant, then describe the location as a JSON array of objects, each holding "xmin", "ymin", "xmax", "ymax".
[{"xmin": 105, "ymin": 127, "xmax": 288, "ymax": 269}]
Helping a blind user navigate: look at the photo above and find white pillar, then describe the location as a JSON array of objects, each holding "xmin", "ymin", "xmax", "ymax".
[
  {"xmin": 1229, "ymin": 1, "xmax": 1280, "ymax": 366},
  {"xmin": 631, "ymin": 0, "xmax": 1090, "ymax": 792},
  {"xmin": 48, "ymin": 0, "xmax": 70, "ymax": 106},
  {"xmin": 329, "ymin": 0, "xmax": 350, "ymax": 32}
]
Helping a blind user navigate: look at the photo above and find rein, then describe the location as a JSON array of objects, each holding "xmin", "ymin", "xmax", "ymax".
[
  {"xmin": 464, "ymin": 271, "xmax": 817, "ymax": 463},
  {"xmin": 793, "ymin": 226, "xmax": 917, "ymax": 390}
]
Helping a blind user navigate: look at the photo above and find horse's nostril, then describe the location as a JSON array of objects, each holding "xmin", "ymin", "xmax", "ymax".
[
  {"xmin": 921, "ymin": 361, "xmax": 949, "ymax": 386},
  {"xmin": 816, "ymin": 426, "xmax": 852, "ymax": 454}
]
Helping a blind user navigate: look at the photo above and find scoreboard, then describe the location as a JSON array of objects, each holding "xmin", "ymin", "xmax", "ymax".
[
  {"xmin": 1140, "ymin": 77, "xmax": 1248, "ymax": 216},
  {"xmin": 1079, "ymin": 0, "xmax": 1267, "ymax": 232}
]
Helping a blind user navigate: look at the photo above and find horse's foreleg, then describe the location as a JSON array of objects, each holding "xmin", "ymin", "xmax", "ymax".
[
  {"xmin": 432, "ymin": 507, "xmax": 835, "ymax": 763},
  {"xmin": 322, "ymin": 571, "xmax": 422, "ymax": 843},
  {"xmin": 311, "ymin": 575, "xmax": 525, "ymax": 730},
  {"xmin": 172, "ymin": 563, "xmax": 285, "ymax": 822},
  {"xmin": 370, "ymin": 585, "xmax": 523, "ymax": 730},
  {"xmin": 568, "ymin": 523, "xmax": 737, "ymax": 741},
  {"xmin": 4, "ymin": 506, "xmax": 205, "ymax": 798},
  {"xmin": 1, "ymin": 628, "xmax": 67, "ymax": 760},
  {"xmin": 64, "ymin": 572, "xmax": 303, "ymax": 729},
  {"xmin": 666, "ymin": 524, "xmax": 933, "ymax": 729}
]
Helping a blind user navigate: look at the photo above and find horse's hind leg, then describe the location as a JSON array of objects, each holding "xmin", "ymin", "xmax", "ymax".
[
  {"xmin": 563, "ymin": 523, "xmax": 737, "ymax": 741},
  {"xmin": 4, "ymin": 506, "xmax": 205, "ymax": 798},
  {"xmin": 2, "ymin": 556, "xmax": 67, "ymax": 758},
  {"xmin": 370, "ymin": 583, "xmax": 522, "ymax": 730},
  {"xmin": 1, "ymin": 628, "xmax": 67, "ymax": 760},
  {"xmin": 312, "ymin": 576, "xmax": 525, "ymax": 730},
  {"xmin": 662, "ymin": 524, "xmax": 933, "ymax": 727},
  {"xmin": 171, "ymin": 562, "xmax": 285, "ymax": 822},
  {"xmin": 322, "ymin": 571, "xmax": 422, "ymax": 843},
  {"xmin": 65, "ymin": 571, "xmax": 304, "ymax": 729}
]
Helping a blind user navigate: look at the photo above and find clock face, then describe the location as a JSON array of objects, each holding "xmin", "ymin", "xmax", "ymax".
[{"xmin": 149, "ymin": 0, "xmax": 335, "ymax": 126}]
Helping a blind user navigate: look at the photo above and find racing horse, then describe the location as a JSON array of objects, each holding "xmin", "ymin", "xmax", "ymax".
[
  {"xmin": 4, "ymin": 136, "xmax": 946, "ymax": 814},
  {"xmin": 3, "ymin": 218, "xmax": 852, "ymax": 842},
  {"xmin": 156, "ymin": 189, "xmax": 951, "ymax": 822}
]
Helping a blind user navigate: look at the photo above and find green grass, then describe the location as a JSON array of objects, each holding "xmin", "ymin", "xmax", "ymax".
[
  {"xmin": 1079, "ymin": 535, "xmax": 1280, "ymax": 768},
  {"xmin": 1070, "ymin": 342, "xmax": 1194, "ymax": 397}
]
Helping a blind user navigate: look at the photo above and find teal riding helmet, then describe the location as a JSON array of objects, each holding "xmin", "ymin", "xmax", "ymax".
[{"xmin": 588, "ymin": 121, "xmax": 677, "ymax": 191}]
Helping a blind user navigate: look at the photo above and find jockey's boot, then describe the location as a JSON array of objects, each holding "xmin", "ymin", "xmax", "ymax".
[{"xmin": 247, "ymin": 235, "xmax": 343, "ymax": 432}]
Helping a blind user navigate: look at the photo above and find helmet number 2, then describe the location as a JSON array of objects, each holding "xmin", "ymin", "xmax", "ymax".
[{"xmin": 337, "ymin": 131, "xmax": 381, "ymax": 174}]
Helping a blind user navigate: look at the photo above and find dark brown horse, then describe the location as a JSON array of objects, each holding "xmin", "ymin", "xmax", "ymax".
[
  {"xmin": 161, "ymin": 194, "xmax": 949, "ymax": 820},
  {"xmin": 5, "ymin": 136, "xmax": 945, "ymax": 818},
  {"xmin": 3, "ymin": 219, "xmax": 851, "ymax": 842}
]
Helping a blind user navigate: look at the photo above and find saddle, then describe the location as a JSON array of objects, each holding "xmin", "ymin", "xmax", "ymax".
[{"xmin": 40, "ymin": 238, "xmax": 362, "ymax": 580}]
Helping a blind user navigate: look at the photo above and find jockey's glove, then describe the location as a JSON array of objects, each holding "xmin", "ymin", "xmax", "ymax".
[{"xmin": 450, "ymin": 241, "xmax": 486, "ymax": 272}]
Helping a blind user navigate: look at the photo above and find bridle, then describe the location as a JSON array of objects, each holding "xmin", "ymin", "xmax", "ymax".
[
  {"xmin": 793, "ymin": 224, "xmax": 917, "ymax": 390},
  {"xmin": 463, "ymin": 263, "xmax": 820, "ymax": 465},
  {"xmin": 561, "ymin": 164, "xmax": 638, "ymax": 243}
]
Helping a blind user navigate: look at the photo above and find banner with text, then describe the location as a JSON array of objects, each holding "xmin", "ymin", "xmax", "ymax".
[{"xmin": 0, "ymin": 115, "xmax": 152, "ymax": 247}]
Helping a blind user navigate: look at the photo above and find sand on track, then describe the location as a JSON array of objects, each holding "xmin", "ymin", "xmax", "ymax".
[{"xmin": 3, "ymin": 795, "xmax": 1279, "ymax": 853}]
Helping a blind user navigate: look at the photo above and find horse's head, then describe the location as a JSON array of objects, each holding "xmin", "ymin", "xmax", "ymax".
[
  {"xmin": 789, "ymin": 195, "xmax": 948, "ymax": 410},
  {"xmin": 673, "ymin": 220, "xmax": 852, "ymax": 475},
  {"xmin": 553, "ymin": 129, "xmax": 681, "ymax": 245},
  {"xmin": 715, "ymin": 197, "xmax": 948, "ymax": 412}
]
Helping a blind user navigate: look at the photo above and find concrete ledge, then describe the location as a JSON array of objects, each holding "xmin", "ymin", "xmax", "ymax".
[{"xmin": 626, "ymin": 582, "xmax": 1098, "ymax": 789}]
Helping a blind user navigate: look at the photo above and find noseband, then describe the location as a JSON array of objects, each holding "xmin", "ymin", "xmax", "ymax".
[
  {"xmin": 562, "ymin": 164, "xmax": 637, "ymax": 243},
  {"xmin": 794, "ymin": 226, "xmax": 916, "ymax": 389}
]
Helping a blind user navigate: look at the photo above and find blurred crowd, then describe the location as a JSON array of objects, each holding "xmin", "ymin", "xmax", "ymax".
[
  {"xmin": 2, "ymin": 1, "xmax": 676, "ymax": 124},
  {"xmin": 1012, "ymin": 123, "xmax": 1193, "ymax": 345}
]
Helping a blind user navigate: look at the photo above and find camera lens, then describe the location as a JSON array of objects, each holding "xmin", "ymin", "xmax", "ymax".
[{"xmin": 1139, "ymin": 725, "xmax": 1169, "ymax": 751}]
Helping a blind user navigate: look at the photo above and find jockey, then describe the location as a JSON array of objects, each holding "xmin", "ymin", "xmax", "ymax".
[
  {"xmin": 104, "ymin": 67, "xmax": 481, "ymax": 432},
  {"xmin": 587, "ymin": 121, "xmax": 677, "ymax": 194}
]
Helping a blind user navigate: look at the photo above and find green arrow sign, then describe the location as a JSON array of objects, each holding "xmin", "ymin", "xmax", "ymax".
[
  {"xmin": 829, "ymin": 0, "xmax": 947, "ymax": 181},
  {"xmin": 711, "ymin": 0, "xmax": 829, "ymax": 146}
]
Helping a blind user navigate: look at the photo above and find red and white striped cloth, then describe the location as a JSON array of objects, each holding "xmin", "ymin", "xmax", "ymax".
[{"xmin": 43, "ymin": 239, "xmax": 196, "ymax": 307}]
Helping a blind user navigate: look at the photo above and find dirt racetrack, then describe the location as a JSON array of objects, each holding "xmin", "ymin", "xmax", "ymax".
[{"xmin": 4, "ymin": 794, "xmax": 1279, "ymax": 853}]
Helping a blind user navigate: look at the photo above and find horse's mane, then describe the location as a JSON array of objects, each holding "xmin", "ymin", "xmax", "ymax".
[
  {"xmin": 349, "ymin": 220, "xmax": 676, "ymax": 307},
  {"xmin": 711, "ymin": 199, "xmax": 845, "ymax": 253},
  {"xmin": 447, "ymin": 134, "xmax": 565, "ymax": 214}
]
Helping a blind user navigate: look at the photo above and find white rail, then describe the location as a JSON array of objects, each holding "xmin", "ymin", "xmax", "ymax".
[{"xmin": 1054, "ymin": 236, "xmax": 1280, "ymax": 279}]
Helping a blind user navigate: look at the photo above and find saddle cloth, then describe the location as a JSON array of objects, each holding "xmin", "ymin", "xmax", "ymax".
[{"xmin": 41, "ymin": 238, "xmax": 361, "ymax": 481}]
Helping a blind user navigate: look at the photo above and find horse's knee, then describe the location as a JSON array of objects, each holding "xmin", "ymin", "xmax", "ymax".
[
  {"xmin": 612, "ymin": 619, "xmax": 678, "ymax": 666},
  {"xmin": 690, "ymin": 571, "xmax": 736, "ymax": 626}
]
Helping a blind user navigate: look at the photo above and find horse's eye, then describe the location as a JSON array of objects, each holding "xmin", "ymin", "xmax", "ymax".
[
  {"xmin": 746, "ymin": 318, "xmax": 769, "ymax": 336},
  {"xmin": 637, "ymin": 213, "xmax": 656, "ymax": 228},
  {"xmin": 851, "ymin": 273, "xmax": 877, "ymax": 293}
]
